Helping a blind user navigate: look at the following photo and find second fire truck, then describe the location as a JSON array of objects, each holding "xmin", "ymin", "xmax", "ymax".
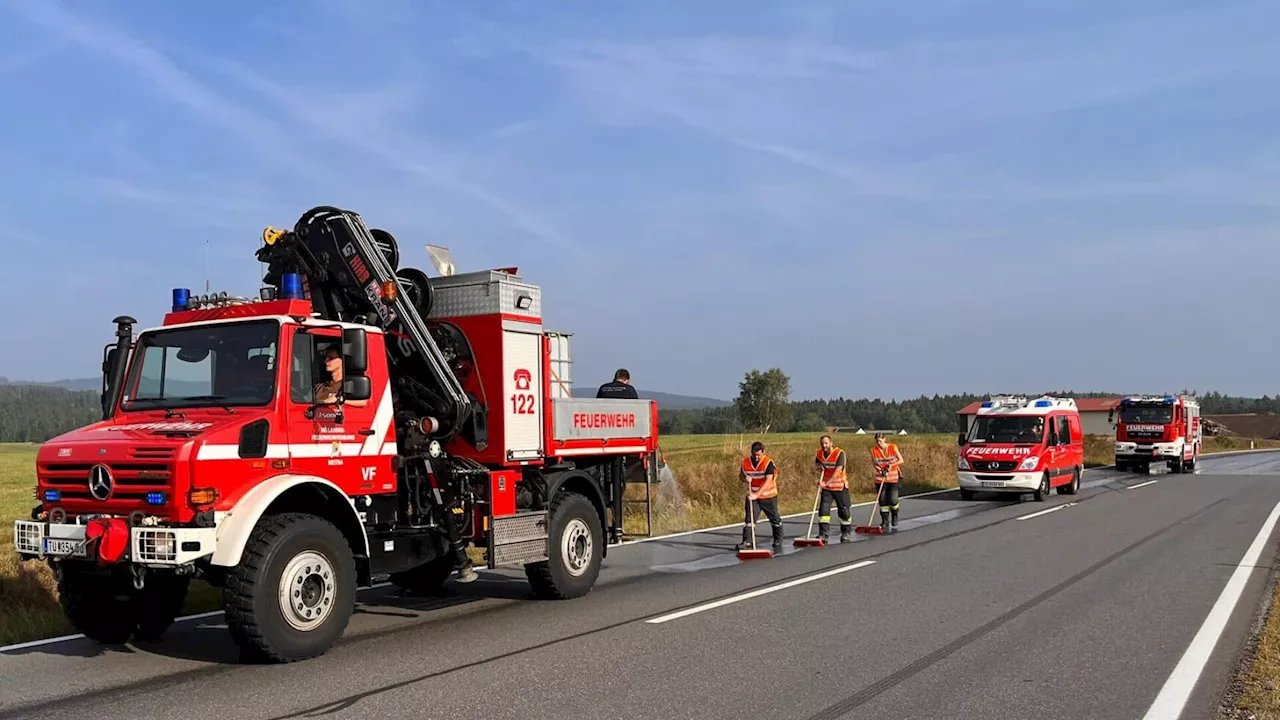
[{"xmin": 1111, "ymin": 395, "xmax": 1201, "ymax": 474}]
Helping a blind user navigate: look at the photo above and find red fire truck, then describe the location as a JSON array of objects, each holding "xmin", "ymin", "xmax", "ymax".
[
  {"xmin": 13, "ymin": 206, "xmax": 660, "ymax": 662},
  {"xmin": 956, "ymin": 395, "xmax": 1085, "ymax": 502},
  {"xmin": 1110, "ymin": 395, "xmax": 1201, "ymax": 474}
]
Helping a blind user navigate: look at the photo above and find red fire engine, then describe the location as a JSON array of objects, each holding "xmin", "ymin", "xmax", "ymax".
[
  {"xmin": 13, "ymin": 206, "xmax": 660, "ymax": 662},
  {"xmin": 1110, "ymin": 395, "xmax": 1201, "ymax": 474}
]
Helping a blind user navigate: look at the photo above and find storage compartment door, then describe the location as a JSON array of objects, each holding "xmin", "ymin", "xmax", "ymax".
[{"xmin": 504, "ymin": 328, "xmax": 544, "ymax": 460}]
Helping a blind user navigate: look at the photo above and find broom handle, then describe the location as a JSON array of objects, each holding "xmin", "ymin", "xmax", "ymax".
[
  {"xmin": 866, "ymin": 479, "xmax": 884, "ymax": 525},
  {"xmin": 804, "ymin": 480, "xmax": 821, "ymax": 539},
  {"xmin": 749, "ymin": 497, "xmax": 758, "ymax": 549}
]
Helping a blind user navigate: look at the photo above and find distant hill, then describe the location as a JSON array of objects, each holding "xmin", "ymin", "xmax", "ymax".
[{"xmin": 0, "ymin": 377, "xmax": 730, "ymax": 410}]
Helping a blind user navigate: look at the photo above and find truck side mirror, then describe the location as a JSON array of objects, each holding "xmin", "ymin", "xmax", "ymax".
[
  {"xmin": 342, "ymin": 327, "xmax": 368, "ymax": 376},
  {"xmin": 1108, "ymin": 409, "xmax": 1115, "ymax": 423},
  {"xmin": 958, "ymin": 432, "xmax": 966, "ymax": 446},
  {"xmin": 343, "ymin": 376, "xmax": 372, "ymax": 402}
]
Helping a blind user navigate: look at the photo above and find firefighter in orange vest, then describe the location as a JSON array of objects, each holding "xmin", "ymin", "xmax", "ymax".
[
  {"xmin": 738, "ymin": 440, "xmax": 784, "ymax": 552},
  {"xmin": 871, "ymin": 432, "xmax": 905, "ymax": 532},
  {"xmin": 814, "ymin": 435, "xmax": 852, "ymax": 543}
]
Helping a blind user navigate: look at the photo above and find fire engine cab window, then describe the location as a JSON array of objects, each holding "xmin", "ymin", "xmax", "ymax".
[
  {"xmin": 1119, "ymin": 405, "xmax": 1174, "ymax": 424},
  {"xmin": 968, "ymin": 416, "xmax": 1046, "ymax": 444},
  {"xmin": 1057, "ymin": 416, "xmax": 1072, "ymax": 445},
  {"xmin": 124, "ymin": 321, "xmax": 277, "ymax": 410}
]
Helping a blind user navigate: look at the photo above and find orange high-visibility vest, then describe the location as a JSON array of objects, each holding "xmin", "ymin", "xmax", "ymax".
[
  {"xmin": 815, "ymin": 447, "xmax": 847, "ymax": 490},
  {"xmin": 872, "ymin": 443, "xmax": 902, "ymax": 483},
  {"xmin": 742, "ymin": 455, "xmax": 779, "ymax": 499}
]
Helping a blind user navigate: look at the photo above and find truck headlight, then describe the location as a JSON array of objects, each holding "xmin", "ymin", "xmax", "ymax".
[
  {"xmin": 1019, "ymin": 457, "xmax": 1039, "ymax": 471},
  {"xmin": 958, "ymin": 457, "xmax": 970, "ymax": 470}
]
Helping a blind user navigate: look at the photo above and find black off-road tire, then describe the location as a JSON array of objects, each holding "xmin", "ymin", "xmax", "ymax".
[
  {"xmin": 57, "ymin": 564, "xmax": 190, "ymax": 645},
  {"xmin": 389, "ymin": 552, "xmax": 456, "ymax": 596},
  {"xmin": 223, "ymin": 513, "xmax": 357, "ymax": 663},
  {"xmin": 59, "ymin": 566, "xmax": 138, "ymax": 645},
  {"xmin": 525, "ymin": 492, "xmax": 602, "ymax": 600}
]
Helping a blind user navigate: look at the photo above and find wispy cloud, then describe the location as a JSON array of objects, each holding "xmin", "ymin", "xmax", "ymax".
[{"xmin": 1, "ymin": 0, "xmax": 579, "ymax": 253}]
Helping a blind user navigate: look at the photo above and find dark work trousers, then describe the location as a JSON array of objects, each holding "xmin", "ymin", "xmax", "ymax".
[
  {"xmin": 876, "ymin": 481, "xmax": 901, "ymax": 526},
  {"xmin": 741, "ymin": 496, "xmax": 783, "ymax": 545},
  {"xmin": 818, "ymin": 487, "xmax": 852, "ymax": 536}
]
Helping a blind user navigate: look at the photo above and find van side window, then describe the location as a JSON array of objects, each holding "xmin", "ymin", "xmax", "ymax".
[
  {"xmin": 1057, "ymin": 416, "xmax": 1072, "ymax": 445},
  {"xmin": 1047, "ymin": 419, "xmax": 1058, "ymax": 445}
]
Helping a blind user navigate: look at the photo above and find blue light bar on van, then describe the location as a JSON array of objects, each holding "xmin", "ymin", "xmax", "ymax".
[
  {"xmin": 146, "ymin": 492, "xmax": 167, "ymax": 506},
  {"xmin": 172, "ymin": 288, "xmax": 191, "ymax": 312},
  {"xmin": 1164, "ymin": 396, "xmax": 1176, "ymax": 403},
  {"xmin": 980, "ymin": 401, "xmax": 993, "ymax": 408},
  {"xmin": 281, "ymin": 273, "xmax": 304, "ymax": 300},
  {"xmin": 1034, "ymin": 400, "xmax": 1052, "ymax": 407},
  {"xmin": 43, "ymin": 490, "xmax": 60, "ymax": 502}
]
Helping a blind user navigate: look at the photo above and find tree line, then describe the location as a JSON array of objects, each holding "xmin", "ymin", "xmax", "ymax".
[{"xmin": 1, "ymin": 374, "xmax": 1279, "ymax": 443}]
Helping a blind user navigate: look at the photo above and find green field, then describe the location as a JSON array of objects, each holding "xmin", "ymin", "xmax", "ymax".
[{"xmin": 3, "ymin": 433, "xmax": 1279, "ymax": 647}]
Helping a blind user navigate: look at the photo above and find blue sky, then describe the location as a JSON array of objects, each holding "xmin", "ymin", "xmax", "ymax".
[{"xmin": 1, "ymin": 0, "xmax": 1277, "ymax": 401}]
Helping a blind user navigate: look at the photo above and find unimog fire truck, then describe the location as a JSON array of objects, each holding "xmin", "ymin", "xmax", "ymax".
[
  {"xmin": 1110, "ymin": 395, "xmax": 1201, "ymax": 474},
  {"xmin": 13, "ymin": 206, "xmax": 661, "ymax": 662}
]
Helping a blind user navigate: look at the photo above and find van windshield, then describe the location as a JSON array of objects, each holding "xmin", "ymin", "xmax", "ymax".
[
  {"xmin": 122, "ymin": 320, "xmax": 279, "ymax": 411},
  {"xmin": 1119, "ymin": 406, "xmax": 1173, "ymax": 424},
  {"xmin": 968, "ymin": 416, "xmax": 1046, "ymax": 444}
]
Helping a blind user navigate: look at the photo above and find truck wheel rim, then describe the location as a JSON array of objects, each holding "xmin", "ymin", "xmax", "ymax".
[
  {"xmin": 561, "ymin": 518, "xmax": 592, "ymax": 577},
  {"xmin": 278, "ymin": 550, "xmax": 336, "ymax": 632}
]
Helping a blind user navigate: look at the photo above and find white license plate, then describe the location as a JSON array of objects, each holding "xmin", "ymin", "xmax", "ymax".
[
  {"xmin": 43, "ymin": 537, "xmax": 86, "ymax": 557},
  {"xmin": 981, "ymin": 481, "xmax": 1006, "ymax": 488}
]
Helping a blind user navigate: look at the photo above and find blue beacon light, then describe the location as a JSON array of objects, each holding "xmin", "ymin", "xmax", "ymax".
[
  {"xmin": 172, "ymin": 288, "xmax": 191, "ymax": 312},
  {"xmin": 281, "ymin": 273, "xmax": 304, "ymax": 300}
]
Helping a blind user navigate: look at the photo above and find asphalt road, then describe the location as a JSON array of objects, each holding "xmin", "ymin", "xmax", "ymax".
[{"xmin": 3, "ymin": 451, "xmax": 1280, "ymax": 720}]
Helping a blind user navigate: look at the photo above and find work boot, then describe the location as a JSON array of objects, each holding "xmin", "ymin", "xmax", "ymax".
[
  {"xmin": 771, "ymin": 523, "xmax": 784, "ymax": 551},
  {"xmin": 736, "ymin": 527, "xmax": 752, "ymax": 551},
  {"xmin": 891, "ymin": 509, "xmax": 899, "ymax": 531},
  {"xmin": 880, "ymin": 512, "xmax": 890, "ymax": 533},
  {"xmin": 818, "ymin": 522, "xmax": 830, "ymax": 542},
  {"xmin": 840, "ymin": 525, "xmax": 852, "ymax": 543}
]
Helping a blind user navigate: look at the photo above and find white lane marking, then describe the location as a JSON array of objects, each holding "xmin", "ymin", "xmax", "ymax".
[
  {"xmin": 1140, "ymin": 499, "xmax": 1280, "ymax": 720},
  {"xmin": 1128, "ymin": 480, "xmax": 1160, "ymax": 490},
  {"xmin": 1017, "ymin": 503, "xmax": 1073, "ymax": 521},
  {"xmin": 645, "ymin": 560, "xmax": 877, "ymax": 624}
]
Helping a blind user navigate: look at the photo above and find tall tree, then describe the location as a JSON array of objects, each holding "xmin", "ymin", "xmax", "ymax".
[{"xmin": 734, "ymin": 368, "xmax": 792, "ymax": 433}]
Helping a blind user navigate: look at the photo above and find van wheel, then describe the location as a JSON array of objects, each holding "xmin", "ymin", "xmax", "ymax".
[
  {"xmin": 959, "ymin": 489, "xmax": 976, "ymax": 501},
  {"xmin": 1058, "ymin": 467, "xmax": 1080, "ymax": 495},
  {"xmin": 223, "ymin": 513, "xmax": 357, "ymax": 663},
  {"xmin": 1034, "ymin": 473, "xmax": 1050, "ymax": 502}
]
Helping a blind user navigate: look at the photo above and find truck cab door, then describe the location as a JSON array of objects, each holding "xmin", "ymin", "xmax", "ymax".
[{"xmin": 285, "ymin": 327, "xmax": 386, "ymax": 495}]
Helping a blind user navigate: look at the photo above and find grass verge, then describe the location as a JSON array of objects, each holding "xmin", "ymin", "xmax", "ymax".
[{"xmin": 3, "ymin": 433, "xmax": 1279, "ymax": 647}]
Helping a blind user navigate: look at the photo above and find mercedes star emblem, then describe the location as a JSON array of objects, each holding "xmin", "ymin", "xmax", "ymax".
[{"xmin": 88, "ymin": 464, "xmax": 114, "ymax": 501}]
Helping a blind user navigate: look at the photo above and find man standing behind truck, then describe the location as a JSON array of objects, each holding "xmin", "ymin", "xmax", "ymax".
[
  {"xmin": 814, "ymin": 435, "xmax": 853, "ymax": 543},
  {"xmin": 871, "ymin": 433, "xmax": 905, "ymax": 533},
  {"xmin": 596, "ymin": 368, "xmax": 639, "ymax": 399},
  {"xmin": 738, "ymin": 441, "xmax": 784, "ymax": 553}
]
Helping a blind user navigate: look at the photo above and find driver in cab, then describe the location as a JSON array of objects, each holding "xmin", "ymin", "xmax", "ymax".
[{"xmin": 314, "ymin": 347, "xmax": 368, "ymax": 408}]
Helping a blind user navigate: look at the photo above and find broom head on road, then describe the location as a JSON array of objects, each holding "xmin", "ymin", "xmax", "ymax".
[
  {"xmin": 793, "ymin": 537, "xmax": 825, "ymax": 547},
  {"xmin": 794, "ymin": 482, "xmax": 826, "ymax": 547},
  {"xmin": 737, "ymin": 497, "xmax": 775, "ymax": 560}
]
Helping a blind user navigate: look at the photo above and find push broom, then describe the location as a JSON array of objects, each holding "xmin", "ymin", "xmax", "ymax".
[
  {"xmin": 854, "ymin": 477, "xmax": 887, "ymax": 535},
  {"xmin": 737, "ymin": 497, "xmax": 774, "ymax": 560},
  {"xmin": 793, "ymin": 480, "xmax": 826, "ymax": 548}
]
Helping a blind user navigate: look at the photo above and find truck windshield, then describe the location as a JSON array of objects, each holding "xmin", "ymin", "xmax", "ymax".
[
  {"xmin": 1119, "ymin": 406, "xmax": 1173, "ymax": 424},
  {"xmin": 122, "ymin": 320, "xmax": 279, "ymax": 411},
  {"xmin": 968, "ymin": 416, "xmax": 1046, "ymax": 444}
]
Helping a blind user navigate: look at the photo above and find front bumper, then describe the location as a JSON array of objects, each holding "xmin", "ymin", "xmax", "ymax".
[
  {"xmin": 14, "ymin": 519, "xmax": 217, "ymax": 567},
  {"xmin": 957, "ymin": 471, "xmax": 1042, "ymax": 491},
  {"xmin": 1115, "ymin": 442, "xmax": 1181, "ymax": 460}
]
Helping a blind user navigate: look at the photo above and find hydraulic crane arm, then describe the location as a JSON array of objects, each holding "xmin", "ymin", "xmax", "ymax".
[{"xmin": 256, "ymin": 205, "xmax": 475, "ymax": 440}]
